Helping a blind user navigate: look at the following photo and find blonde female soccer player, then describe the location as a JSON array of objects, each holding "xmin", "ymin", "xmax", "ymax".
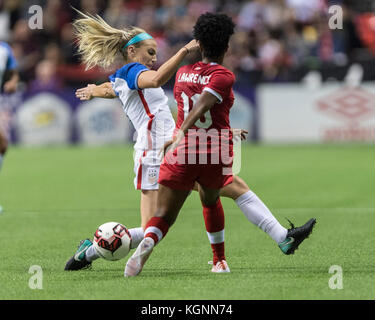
[
  {"xmin": 64, "ymin": 11, "xmax": 201, "ymax": 270},
  {"xmin": 65, "ymin": 11, "xmax": 315, "ymax": 272}
]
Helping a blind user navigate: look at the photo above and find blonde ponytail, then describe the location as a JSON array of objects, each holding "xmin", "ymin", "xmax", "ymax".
[{"xmin": 72, "ymin": 9, "xmax": 146, "ymax": 70}]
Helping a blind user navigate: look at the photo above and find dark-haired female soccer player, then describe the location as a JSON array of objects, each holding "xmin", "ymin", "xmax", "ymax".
[{"xmin": 124, "ymin": 13, "xmax": 316, "ymax": 277}]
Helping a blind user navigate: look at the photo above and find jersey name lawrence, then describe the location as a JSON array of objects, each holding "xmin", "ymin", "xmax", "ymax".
[
  {"xmin": 109, "ymin": 63, "xmax": 170, "ymax": 133},
  {"xmin": 173, "ymin": 62, "xmax": 235, "ymax": 158},
  {"xmin": 177, "ymin": 72, "xmax": 212, "ymax": 85}
]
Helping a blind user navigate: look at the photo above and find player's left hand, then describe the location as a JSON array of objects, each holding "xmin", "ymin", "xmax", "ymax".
[
  {"xmin": 232, "ymin": 129, "xmax": 248, "ymax": 141},
  {"xmin": 75, "ymin": 84, "xmax": 96, "ymax": 100}
]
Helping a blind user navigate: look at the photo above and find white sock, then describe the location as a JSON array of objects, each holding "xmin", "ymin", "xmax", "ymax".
[
  {"xmin": 235, "ymin": 190, "xmax": 287, "ymax": 244},
  {"xmin": 86, "ymin": 244, "xmax": 100, "ymax": 262},
  {"xmin": 0, "ymin": 155, "xmax": 3, "ymax": 171},
  {"xmin": 206, "ymin": 230, "xmax": 225, "ymax": 245},
  {"xmin": 129, "ymin": 227, "xmax": 144, "ymax": 249}
]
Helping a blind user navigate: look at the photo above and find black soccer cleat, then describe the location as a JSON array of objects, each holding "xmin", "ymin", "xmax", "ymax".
[
  {"xmin": 278, "ymin": 218, "xmax": 316, "ymax": 255},
  {"xmin": 64, "ymin": 239, "xmax": 93, "ymax": 271}
]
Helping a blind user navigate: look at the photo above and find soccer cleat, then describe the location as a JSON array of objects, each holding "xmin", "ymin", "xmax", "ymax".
[
  {"xmin": 278, "ymin": 218, "xmax": 316, "ymax": 255},
  {"xmin": 64, "ymin": 239, "xmax": 93, "ymax": 271},
  {"xmin": 209, "ymin": 260, "xmax": 230, "ymax": 273},
  {"xmin": 124, "ymin": 237, "xmax": 155, "ymax": 277}
]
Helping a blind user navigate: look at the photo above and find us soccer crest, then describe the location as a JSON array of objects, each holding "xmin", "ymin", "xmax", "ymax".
[{"xmin": 147, "ymin": 167, "xmax": 158, "ymax": 184}]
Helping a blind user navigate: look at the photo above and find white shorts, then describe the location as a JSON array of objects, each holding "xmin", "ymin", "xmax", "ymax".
[{"xmin": 133, "ymin": 109, "xmax": 175, "ymax": 190}]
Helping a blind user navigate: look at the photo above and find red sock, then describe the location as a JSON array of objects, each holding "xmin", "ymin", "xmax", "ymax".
[
  {"xmin": 203, "ymin": 198, "xmax": 226, "ymax": 264},
  {"xmin": 144, "ymin": 217, "xmax": 170, "ymax": 245}
]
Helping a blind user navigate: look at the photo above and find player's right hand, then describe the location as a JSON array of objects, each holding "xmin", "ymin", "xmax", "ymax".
[
  {"xmin": 161, "ymin": 139, "xmax": 173, "ymax": 158},
  {"xmin": 75, "ymin": 84, "xmax": 96, "ymax": 100},
  {"xmin": 160, "ymin": 130, "xmax": 185, "ymax": 159},
  {"xmin": 184, "ymin": 39, "xmax": 200, "ymax": 54}
]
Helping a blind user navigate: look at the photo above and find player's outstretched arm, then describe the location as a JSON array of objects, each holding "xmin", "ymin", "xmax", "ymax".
[
  {"xmin": 137, "ymin": 40, "xmax": 199, "ymax": 90},
  {"xmin": 75, "ymin": 83, "xmax": 116, "ymax": 100}
]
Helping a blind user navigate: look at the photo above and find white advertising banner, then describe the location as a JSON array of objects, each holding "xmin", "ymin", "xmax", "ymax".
[
  {"xmin": 14, "ymin": 93, "xmax": 72, "ymax": 145},
  {"xmin": 76, "ymin": 98, "xmax": 132, "ymax": 145},
  {"xmin": 259, "ymin": 83, "xmax": 375, "ymax": 142}
]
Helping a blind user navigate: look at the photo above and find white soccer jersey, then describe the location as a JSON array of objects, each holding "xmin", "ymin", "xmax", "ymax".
[
  {"xmin": 109, "ymin": 63, "xmax": 175, "ymax": 190},
  {"xmin": 109, "ymin": 63, "xmax": 174, "ymax": 151}
]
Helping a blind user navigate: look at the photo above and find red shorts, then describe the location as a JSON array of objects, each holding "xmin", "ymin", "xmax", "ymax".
[{"xmin": 158, "ymin": 154, "xmax": 233, "ymax": 191}]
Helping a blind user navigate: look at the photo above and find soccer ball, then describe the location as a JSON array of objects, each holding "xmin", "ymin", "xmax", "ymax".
[{"xmin": 93, "ymin": 222, "xmax": 131, "ymax": 261}]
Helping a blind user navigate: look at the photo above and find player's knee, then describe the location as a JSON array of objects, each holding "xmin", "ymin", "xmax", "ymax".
[
  {"xmin": 232, "ymin": 176, "xmax": 250, "ymax": 194},
  {"xmin": 199, "ymin": 186, "xmax": 220, "ymax": 206},
  {"xmin": 201, "ymin": 195, "xmax": 219, "ymax": 207}
]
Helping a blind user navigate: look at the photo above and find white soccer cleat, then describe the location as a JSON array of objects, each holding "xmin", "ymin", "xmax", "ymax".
[
  {"xmin": 209, "ymin": 260, "xmax": 230, "ymax": 273},
  {"xmin": 124, "ymin": 237, "xmax": 155, "ymax": 277}
]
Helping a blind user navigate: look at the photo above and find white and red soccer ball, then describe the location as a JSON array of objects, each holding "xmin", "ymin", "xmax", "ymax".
[{"xmin": 93, "ymin": 222, "xmax": 131, "ymax": 261}]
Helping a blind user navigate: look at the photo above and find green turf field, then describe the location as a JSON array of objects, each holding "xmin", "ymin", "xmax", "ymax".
[{"xmin": 0, "ymin": 144, "xmax": 374, "ymax": 300}]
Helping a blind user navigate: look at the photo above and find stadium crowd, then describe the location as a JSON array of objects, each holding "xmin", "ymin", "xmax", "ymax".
[{"xmin": 0, "ymin": 0, "xmax": 374, "ymax": 90}]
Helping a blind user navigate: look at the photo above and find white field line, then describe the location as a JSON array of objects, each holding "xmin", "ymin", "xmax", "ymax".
[{"xmin": 275, "ymin": 207, "xmax": 375, "ymax": 213}]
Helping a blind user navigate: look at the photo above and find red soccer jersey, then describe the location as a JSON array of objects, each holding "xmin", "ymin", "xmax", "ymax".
[
  {"xmin": 174, "ymin": 61, "xmax": 235, "ymax": 132},
  {"xmin": 173, "ymin": 62, "xmax": 235, "ymax": 161}
]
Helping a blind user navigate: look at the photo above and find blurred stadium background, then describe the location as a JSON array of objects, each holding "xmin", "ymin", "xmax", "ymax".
[{"xmin": 1, "ymin": 0, "xmax": 375, "ymax": 146}]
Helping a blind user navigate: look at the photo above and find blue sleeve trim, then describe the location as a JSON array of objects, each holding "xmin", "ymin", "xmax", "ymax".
[
  {"xmin": 134, "ymin": 68, "xmax": 148, "ymax": 90},
  {"xmin": 1, "ymin": 42, "xmax": 18, "ymax": 70},
  {"xmin": 114, "ymin": 63, "xmax": 148, "ymax": 90}
]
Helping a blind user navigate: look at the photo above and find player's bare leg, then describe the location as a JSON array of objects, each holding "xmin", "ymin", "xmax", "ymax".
[
  {"xmin": 219, "ymin": 175, "xmax": 249, "ymax": 200},
  {"xmin": 124, "ymin": 184, "xmax": 190, "ymax": 277},
  {"xmin": 140, "ymin": 189, "xmax": 158, "ymax": 229}
]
